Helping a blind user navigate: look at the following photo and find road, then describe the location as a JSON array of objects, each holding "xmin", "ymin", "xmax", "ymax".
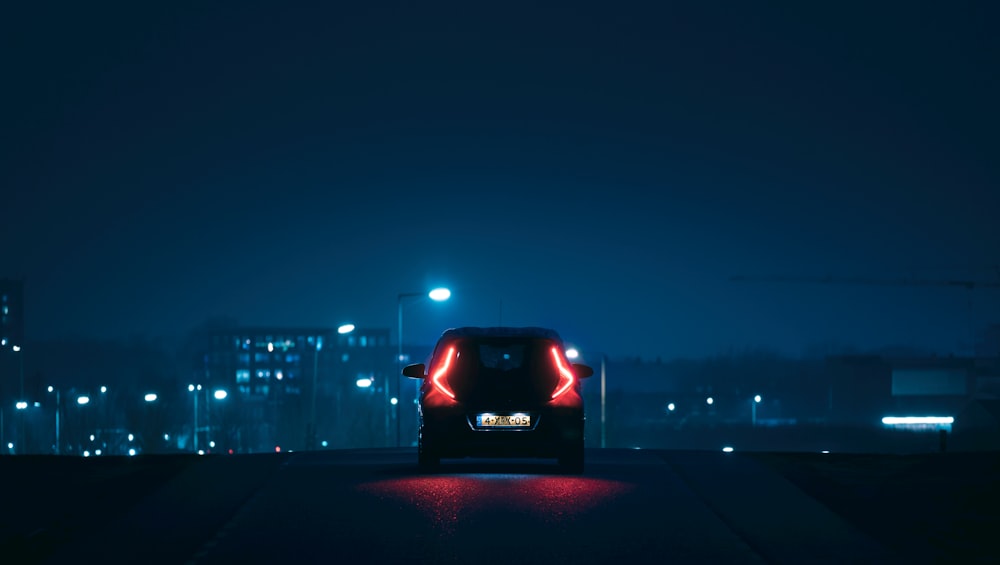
[{"xmin": 3, "ymin": 448, "xmax": 996, "ymax": 564}]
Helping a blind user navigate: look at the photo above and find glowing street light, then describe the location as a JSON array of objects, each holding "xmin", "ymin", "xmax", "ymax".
[
  {"xmin": 77, "ymin": 395, "xmax": 91, "ymax": 405},
  {"xmin": 337, "ymin": 324, "xmax": 356, "ymax": 334},
  {"xmin": 397, "ymin": 287, "xmax": 452, "ymax": 447},
  {"xmin": 706, "ymin": 397, "xmax": 714, "ymax": 405},
  {"xmin": 752, "ymin": 394, "xmax": 762, "ymax": 426},
  {"xmin": 356, "ymin": 378, "xmax": 373, "ymax": 388},
  {"xmin": 428, "ymin": 287, "xmax": 451, "ymax": 301},
  {"xmin": 565, "ymin": 348, "xmax": 580, "ymax": 359},
  {"xmin": 144, "ymin": 393, "xmax": 158, "ymax": 403},
  {"xmin": 667, "ymin": 403, "xmax": 676, "ymax": 412},
  {"xmin": 15, "ymin": 401, "xmax": 28, "ymax": 410},
  {"xmin": 213, "ymin": 389, "xmax": 228, "ymax": 400}
]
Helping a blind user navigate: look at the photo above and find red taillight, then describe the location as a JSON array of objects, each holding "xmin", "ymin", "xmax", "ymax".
[
  {"xmin": 550, "ymin": 346, "xmax": 575, "ymax": 399},
  {"xmin": 431, "ymin": 346, "xmax": 457, "ymax": 399}
]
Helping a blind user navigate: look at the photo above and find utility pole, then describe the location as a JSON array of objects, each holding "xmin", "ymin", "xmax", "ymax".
[{"xmin": 600, "ymin": 355, "xmax": 607, "ymax": 449}]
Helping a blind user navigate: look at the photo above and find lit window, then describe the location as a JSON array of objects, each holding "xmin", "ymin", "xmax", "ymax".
[
  {"xmin": 341, "ymin": 353, "xmax": 349, "ymax": 362},
  {"xmin": 360, "ymin": 336, "xmax": 368, "ymax": 347},
  {"xmin": 236, "ymin": 370, "xmax": 250, "ymax": 383},
  {"xmin": 2, "ymin": 306, "xmax": 7, "ymax": 315},
  {"xmin": 348, "ymin": 336, "xmax": 356, "ymax": 347}
]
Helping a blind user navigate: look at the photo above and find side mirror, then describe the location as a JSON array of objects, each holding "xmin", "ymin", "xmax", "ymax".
[
  {"xmin": 572, "ymin": 363, "xmax": 594, "ymax": 379},
  {"xmin": 403, "ymin": 363, "xmax": 426, "ymax": 379}
]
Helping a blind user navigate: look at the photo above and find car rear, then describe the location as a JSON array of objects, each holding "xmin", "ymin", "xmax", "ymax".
[{"xmin": 416, "ymin": 328, "xmax": 586, "ymax": 472}]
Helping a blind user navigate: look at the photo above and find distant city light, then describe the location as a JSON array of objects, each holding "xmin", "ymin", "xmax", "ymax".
[
  {"xmin": 188, "ymin": 384, "xmax": 195, "ymax": 392},
  {"xmin": 390, "ymin": 397, "xmax": 398, "ymax": 405},
  {"xmin": 47, "ymin": 386, "xmax": 54, "ymax": 393},
  {"xmin": 128, "ymin": 448, "xmax": 136, "ymax": 456},
  {"xmin": 144, "ymin": 393, "xmax": 158, "ymax": 402},
  {"xmin": 321, "ymin": 440, "xmax": 328, "ymax": 448},
  {"xmin": 12, "ymin": 345, "xmax": 21, "ymax": 352},
  {"xmin": 821, "ymin": 450, "xmax": 830, "ymax": 454},
  {"xmin": 722, "ymin": 446, "xmax": 734, "ymax": 453},
  {"xmin": 90, "ymin": 434, "xmax": 95, "ymax": 441},
  {"xmin": 198, "ymin": 450, "xmax": 205, "ymax": 455},
  {"xmin": 95, "ymin": 449, "xmax": 102, "ymax": 456},
  {"xmin": 275, "ymin": 446, "xmax": 281, "ymax": 453},
  {"xmin": 338, "ymin": 324, "xmax": 356, "ymax": 334},
  {"xmin": 83, "ymin": 451, "xmax": 91, "ymax": 457},
  {"xmin": 209, "ymin": 441, "xmax": 216, "ymax": 449},
  {"xmin": 78, "ymin": 395, "xmax": 90, "ymax": 405},
  {"xmin": 197, "ymin": 384, "xmax": 202, "ymax": 391},
  {"xmin": 356, "ymin": 378, "xmax": 373, "ymax": 388},
  {"xmin": 429, "ymin": 287, "xmax": 451, "ymax": 301},
  {"xmin": 754, "ymin": 395, "xmax": 762, "ymax": 403},
  {"xmin": 164, "ymin": 434, "xmax": 170, "ymax": 441},
  {"xmin": 214, "ymin": 389, "xmax": 228, "ymax": 400},
  {"xmin": 565, "ymin": 348, "xmax": 579, "ymax": 359},
  {"xmin": 882, "ymin": 416, "xmax": 954, "ymax": 425},
  {"xmin": 33, "ymin": 402, "xmax": 40, "ymax": 408},
  {"xmin": 7, "ymin": 442, "xmax": 13, "ymax": 450},
  {"xmin": 276, "ymin": 371, "xmax": 283, "ymax": 381},
  {"xmin": 15, "ymin": 401, "xmax": 27, "ymax": 410},
  {"xmin": 128, "ymin": 434, "xmax": 134, "ymax": 442},
  {"xmin": 667, "ymin": 403, "xmax": 676, "ymax": 412},
  {"xmin": 100, "ymin": 386, "xmax": 107, "ymax": 394},
  {"xmin": 706, "ymin": 397, "xmax": 714, "ymax": 405},
  {"xmin": 268, "ymin": 342, "xmax": 275, "ymax": 352}
]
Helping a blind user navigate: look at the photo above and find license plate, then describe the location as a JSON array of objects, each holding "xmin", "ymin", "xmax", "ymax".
[{"xmin": 476, "ymin": 413, "xmax": 531, "ymax": 427}]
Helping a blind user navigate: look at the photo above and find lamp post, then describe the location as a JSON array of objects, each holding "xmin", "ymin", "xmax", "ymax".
[
  {"xmin": 397, "ymin": 287, "xmax": 451, "ymax": 448},
  {"xmin": 48, "ymin": 386, "xmax": 61, "ymax": 455},
  {"xmin": 752, "ymin": 394, "xmax": 762, "ymax": 427},
  {"xmin": 188, "ymin": 384, "xmax": 201, "ymax": 453},
  {"xmin": 306, "ymin": 335, "xmax": 324, "ymax": 451}
]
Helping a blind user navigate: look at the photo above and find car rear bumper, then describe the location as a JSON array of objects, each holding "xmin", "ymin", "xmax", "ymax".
[{"xmin": 421, "ymin": 405, "xmax": 584, "ymax": 459}]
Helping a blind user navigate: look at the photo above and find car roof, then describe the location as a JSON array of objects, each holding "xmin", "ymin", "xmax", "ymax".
[{"xmin": 439, "ymin": 326, "xmax": 564, "ymax": 342}]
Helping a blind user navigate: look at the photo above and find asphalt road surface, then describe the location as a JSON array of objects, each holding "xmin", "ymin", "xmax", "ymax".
[{"xmin": 3, "ymin": 448, "xmax": 996, "ymax": 564}]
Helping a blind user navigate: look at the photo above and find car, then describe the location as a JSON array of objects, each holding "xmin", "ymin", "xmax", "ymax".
[{"xmin": 403, "ymin": 326, "xmax": 594, "ymax": 473}]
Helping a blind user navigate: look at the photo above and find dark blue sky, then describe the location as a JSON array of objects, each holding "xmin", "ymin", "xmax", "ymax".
[{"xmin": 2, "ymin": 1, "xmax": 998, "ymax": 359}]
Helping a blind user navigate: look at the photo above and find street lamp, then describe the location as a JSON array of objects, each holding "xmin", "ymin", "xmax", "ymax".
[
  {"xmin": 307, "ymin": 325, "xmax": 353, "ymax": 451},
  {"xmin": 397, "ymin": 287, "xmax": 451, "ymax": 447},
  {"xmin": 752, "ymin": 394, "xmax": 762, "ymax": 427},
  {"xmin": 48, "ymin": 386, "xmax": 61, "ymax": 455},
  {"xmin": 188, "ymin": 384, "xmax": 202, "ymax": 453},
  {"xmin": 144, "ymin": 393, "xmax": 158, "ymax": 403}
]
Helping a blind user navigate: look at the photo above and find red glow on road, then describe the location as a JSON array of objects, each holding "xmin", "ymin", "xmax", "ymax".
[{"xmin": 358, "ymin": 475, "xmax": 633, "ymax": 535}]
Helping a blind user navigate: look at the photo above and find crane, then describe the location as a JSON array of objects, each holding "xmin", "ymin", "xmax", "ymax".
[
  {"xmin": 729, "ymin": 273, "xmax": 1000, "ymax": 356},
  {"xmin": 728, "ymin": 274, "xmax": 1000, "ymax": 290}
]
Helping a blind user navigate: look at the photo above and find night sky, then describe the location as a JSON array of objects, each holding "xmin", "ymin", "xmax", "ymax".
[{"xmin": 3, "ymin": 1, "xmax": 998, "ymax": 360}]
